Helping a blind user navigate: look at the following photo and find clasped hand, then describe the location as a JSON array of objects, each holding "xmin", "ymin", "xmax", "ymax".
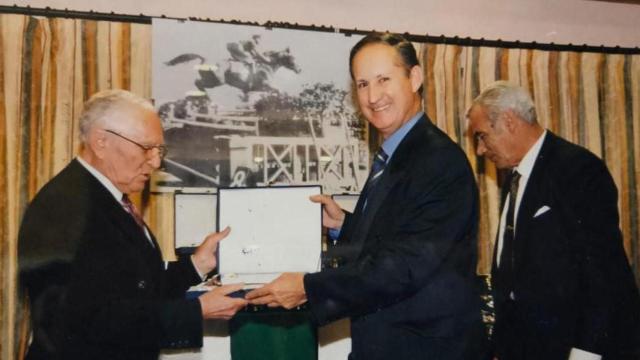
[
  {"xmin": 199, "ymin": 283, "xmax": 248, "ymax": 320},
  {"xmin": 245, "ymin": 273, "xmax": 307, "ymax": 309},
  {"xmin": 192, "ymin": 227, "xmax": 248, "ymax": 319}
]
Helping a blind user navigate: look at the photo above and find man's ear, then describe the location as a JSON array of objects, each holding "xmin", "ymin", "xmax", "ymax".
[
  {"xmin": 409, "ymin": 65, "xmax": 423, "ymax": 93},
  {"xmin": 89, "ymin": 129, "xmax": 108, "ymax": 159},
  {"xmin": 503, "ymin": 110, "xmax": 520, "ymax": 133}
]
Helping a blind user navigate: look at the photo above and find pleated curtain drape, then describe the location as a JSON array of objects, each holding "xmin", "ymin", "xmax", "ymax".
[{"xmin": 1, "ymin": 13, "xmax": 639, "ymax": 359}]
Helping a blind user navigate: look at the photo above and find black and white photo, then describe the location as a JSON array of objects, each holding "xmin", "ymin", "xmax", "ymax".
[{"xmin": 152, "ymin": 20, "xmax": 368, "ymax": 193}]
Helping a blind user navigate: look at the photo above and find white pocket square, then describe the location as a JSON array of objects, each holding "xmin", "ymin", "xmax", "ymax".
[{"xmin": 533, "ymin": 205, "xmax": 551, "ymax": 218}]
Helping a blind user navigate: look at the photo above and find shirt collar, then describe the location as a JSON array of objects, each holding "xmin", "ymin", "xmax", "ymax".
[
  {"xmin": 76, "ymin": 156, "xmax": 124, "ymax": 202},
  {"xmin": 515, "ymin": 129, "xmax": 547, "ymax": 178},
  {"xmin": 381, "ymin": 111, "xmax": 423, "ymax": 163}
]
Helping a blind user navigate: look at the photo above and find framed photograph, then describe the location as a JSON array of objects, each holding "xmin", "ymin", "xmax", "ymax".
[{"xmin": 152, "ymin": 19, "xmax": 369, "ymax": 194}]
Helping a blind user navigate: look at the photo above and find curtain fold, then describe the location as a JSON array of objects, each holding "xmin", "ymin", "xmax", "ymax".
[
  {"xmin": 1, "ymin": 14, "xmax": 27, "ymax": 360},
  {"xmin": 1, "ymin": 13, "xmax": 639, "ymax": 359}
]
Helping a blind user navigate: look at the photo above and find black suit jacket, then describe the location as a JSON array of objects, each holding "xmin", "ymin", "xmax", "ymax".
[
  {"xmin": 491, "ymin": 132, "xmax": 640, "ymax": 360},
  {"xmin": 19, "ymin": 159, "xmax": 204, "ymax": 360},
  {"xmin": 305, "ymin": 115, "xmax": 486, "ymax": 359}
]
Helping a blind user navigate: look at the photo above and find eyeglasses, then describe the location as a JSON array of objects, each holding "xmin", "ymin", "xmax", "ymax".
[{"xmin": 104, "ymin": 129, "xmax": 168, "ymax": 159}]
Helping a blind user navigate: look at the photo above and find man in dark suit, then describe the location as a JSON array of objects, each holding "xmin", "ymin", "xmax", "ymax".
[
  {"xmin": 18, "ymin": 89, "xmax": 247, "ymax": 360},
  {"xmin": 246, "ymin": 33, "xmax": 486, "ymax": 359},
  {"xmin": 466, "ymin": 81, "xmax": 640, "ymax": 360}
]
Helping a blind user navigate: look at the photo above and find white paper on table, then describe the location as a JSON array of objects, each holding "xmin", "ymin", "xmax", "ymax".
[{"xmin": 217, "ymin": 186, "xmax": 322, "ymax": 285}]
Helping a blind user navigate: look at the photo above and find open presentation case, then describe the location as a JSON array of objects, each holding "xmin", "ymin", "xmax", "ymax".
[
  {"xmin": 217, "ymin": 185, "xmax": 322, "ymax": 287},
  {"xmin": 217, "ymin": 185, "xmax": 322, "ymax": 360}
]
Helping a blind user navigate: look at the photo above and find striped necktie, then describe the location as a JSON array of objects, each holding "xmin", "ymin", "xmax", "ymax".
[
  {"xmin": 362, "ymin": 148, "xmax": 389, "ymax": 206},
  {"xmin": 121, "ymin": 194, "xmax": 146, "ymax": 230},
  {"xmin": 368, "ymin": 148, "xmax": 388, "ymax": 190},
  {"xmin": 122, "ymin": 194, "xmax": 156, "ymax": 248}
]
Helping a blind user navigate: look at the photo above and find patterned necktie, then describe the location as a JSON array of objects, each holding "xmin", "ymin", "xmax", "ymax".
[
  {"xmin": 499, "ymin": 170, "xmax": 521, "ymax": 294},
  {"xmin": 121, "ymin": 194, "xmax": 146, "ymax": 230},
  {"xmin": 362, "ymin": 148, "xmax": 389, "ymax": 205},
  {"xmin": 369, "ymin": 148, "xmax": 388, "ymax": 187}
]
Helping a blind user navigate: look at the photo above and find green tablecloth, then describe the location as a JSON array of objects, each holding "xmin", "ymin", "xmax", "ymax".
[{"xmin": 230, "ymin": 308, "xmax": 317, "ymax": 360}]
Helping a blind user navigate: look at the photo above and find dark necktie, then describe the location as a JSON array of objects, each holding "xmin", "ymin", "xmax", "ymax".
[
  {"xmin": 122, "ymin": 194, "xmax": 146, "ymax": 231},
  {"xmin": 499, "ymin": 170, "xmax": 521, "ymax": 295},
  {"xmin": 362, "ymin": 148, "xmax": 389, "ymax": 203}
]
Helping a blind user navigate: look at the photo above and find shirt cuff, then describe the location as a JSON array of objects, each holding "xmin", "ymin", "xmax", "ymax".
[
  {"xmin": 190, "ymin": 255, "xmax": 207, "ymax": 281},
  {"xmin": 328, "ymin": 227, "xmax": 341, "ymax": 241},
  {"xmin": 568, "ymin": 348, "xmax": 602, "ymax": 360}
]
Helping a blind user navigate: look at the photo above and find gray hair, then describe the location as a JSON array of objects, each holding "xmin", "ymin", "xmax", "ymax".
[
  {"xmin": 78, "ymin": 89, "xmax": 154, "ymax": 142},
  {"xmin": 471, "ymin": 81, "xmax": 537, "ymax": 124}
]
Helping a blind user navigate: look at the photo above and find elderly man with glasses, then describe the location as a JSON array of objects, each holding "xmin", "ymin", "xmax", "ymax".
[{"xmin": 18, "ymin": 89, "xmax": 247, "ymax": 360}]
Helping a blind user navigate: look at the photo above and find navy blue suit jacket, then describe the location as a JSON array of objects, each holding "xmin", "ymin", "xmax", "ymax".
[
  {"xmin": 491, "ymin": 132, "xmax": 640, "ymax": 360},
  {"xmin": 305, "ymin": 115, "xmax": 485, "ymax": 359}
]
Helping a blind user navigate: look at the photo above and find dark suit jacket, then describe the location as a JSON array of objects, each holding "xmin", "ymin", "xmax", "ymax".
[
  {"xmin": 305, "ymin": 115, "xmax": 486, "ymax": 360},
  {"xmin": 491, "ymin": 132, "xmax": 640, "ymax": 360},
  {"xmin": 19, "ymin": 159, "xmax": 204, "ymax": 360}
]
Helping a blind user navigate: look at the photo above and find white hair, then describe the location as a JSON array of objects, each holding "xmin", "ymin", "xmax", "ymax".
[
  {"xmin": 78, "ymin": 89, "xmax": 154, "ymax": 142},
  {"xmin": 471, "ymin": 81, "xmax": 537, "ymax": 124}
]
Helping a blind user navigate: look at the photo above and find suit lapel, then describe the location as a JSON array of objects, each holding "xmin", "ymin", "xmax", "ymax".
[
  {"xmin": 352, "ymin": 170, "xmax": 403, "ymax": 246},
  {"xmin": 493, "ymin": 178, "xmax": 511, "ymax": 273},
  {"xmin": 350, "ymin": 115, "xmax": 428, "ymax": 258},
  {"xmin": 513, "ymin": 132, "xmax": 557, "ymax": 264},
  {"xmin": 73, "ymin": 160, "xmax": 162, "ymax": 258},
  {"xmin": 105, "ymin": 200, "xmax": 162, "ymax": 258}
]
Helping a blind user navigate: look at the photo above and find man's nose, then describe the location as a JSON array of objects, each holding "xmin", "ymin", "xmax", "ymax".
[
  {"xmin": 367, "ymin": 83, "xmax": 382, "ymax": 104},
  {"xmin": 476, "ymin": 141, "xmax": 487, "ymax": 156},
  {"xmin": 148, "ymin": 151, "xmax": 162, "ymax": 169}
]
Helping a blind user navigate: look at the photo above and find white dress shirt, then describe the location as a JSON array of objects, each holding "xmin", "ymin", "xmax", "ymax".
[{"xmin": 495, "ymin": 130, "xmax": 546, "ymax": 266}]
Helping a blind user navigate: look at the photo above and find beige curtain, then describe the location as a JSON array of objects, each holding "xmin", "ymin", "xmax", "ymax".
[
  {"xmin": 421, "ymin": 44, "xmax": 640, "ymax": 276},
  {"xmin": 0, "ymin": 14, "xmax": 162, "ymax": 359},
  {"xmin": 1, "ymin": 13, "xmax": 639, "ymax": 359}
]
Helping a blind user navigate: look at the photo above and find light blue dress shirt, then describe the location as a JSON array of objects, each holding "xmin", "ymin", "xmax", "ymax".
[{"xmin": 328, "ymin": 111, "xmax": 424, "ymax": 240}]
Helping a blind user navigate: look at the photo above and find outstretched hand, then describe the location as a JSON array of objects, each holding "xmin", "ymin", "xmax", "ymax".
[
  {"xmin": 199, "ymin": 283, "xmax": 248, "ymax": 320},
  {"xmin": 192, "ymin": 227, "xmax": 230, "ymax": 275},
  {"xmin": 245, "ymin": 273, "xmax": 307, "ymax": 309}
]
